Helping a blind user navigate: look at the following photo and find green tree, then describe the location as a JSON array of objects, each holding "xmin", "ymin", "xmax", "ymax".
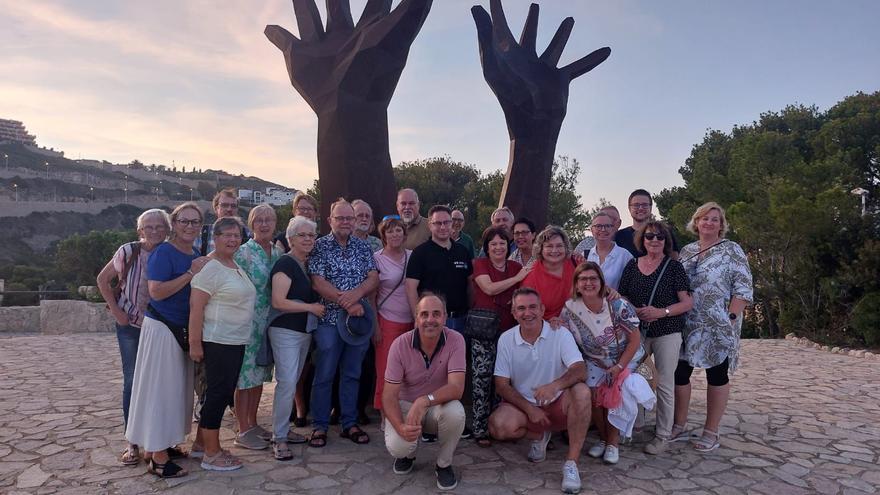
[
  {"xmin": 547, "ymin": 156, "xmax": 591, "ymax": 241},
  {"xmin": 657, "ymin": 91, "xmax": 880, "ymax": 344},
  {"xmin": 55, "ymin": 230, "xmax": 136, "ymax": 290}
]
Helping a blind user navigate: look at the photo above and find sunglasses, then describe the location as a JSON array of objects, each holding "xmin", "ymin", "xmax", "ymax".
[{"xmin": 644, "ymin": 233, "xmax": 666, "ymax": 241}]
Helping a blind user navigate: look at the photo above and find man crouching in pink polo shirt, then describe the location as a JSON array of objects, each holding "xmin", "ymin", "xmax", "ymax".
[{"xmin": 382, "ymin": 292, "xmax": 466, "ymax": 491}]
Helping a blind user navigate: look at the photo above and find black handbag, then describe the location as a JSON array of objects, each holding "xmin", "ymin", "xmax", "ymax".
[
  {"xmin": 463, "ymin": 308, "xmax": 500, "ymax": 341},
  {"xmin": 147, "ymin": 303, "xmax": 190, "ymax": 352}
]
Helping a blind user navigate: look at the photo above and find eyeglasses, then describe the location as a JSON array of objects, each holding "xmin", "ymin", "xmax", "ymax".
[
  {"xmin": 141, "ymin": 225, "xmax": 167, "ymax": 232},
  {"xmin": 591, "ymin": 224, "xmax": 613, "ymax": 231},
  {"xmin": 630, "ymin": 202, "xmax": 651, "ymax": 210},
  {"xmin": 176, "ymin": 219, "xmax": 201, "ymax": 227},
  {"xmin": 295, "ymin": 205, "xmax": 316, "ymax": 212},
  {"xmin": 512, "ymin": 230, "xmax": 532, "ymax": 237},
  {"xmin": 577, "ymin": 275, "xmax": 600, "ymax": 283},
  {"xmin": 644, "ymin": 233, "xmax": 666, "ymax": 241},
  {"xmin": 218, "ymin": 202, "xmax": 238, "ymax": 209},
  {"xmin": 217, "ymin": 232, "xmax": 241, "ymax": 240},
  {"xmin": 253, "ymin": 217, "xmax": 274, "ymax": 224},
  {"xmin": 431, "ymin": 220, "xmax": 452, "ymax": 227},
  {"xmin": 293, "ymin": 232, "xmax": 317, "ymax": 239},
  {"xmin": 355, "ymin": 213, "xmax": 372, "ymax": 219},
  {"xmin": 332, "ymin": 216, "xmax": 355, "ymax": 222},
  {"xmin": 382, "ymin": 214, "xmax": 401, "ymax": 221}
]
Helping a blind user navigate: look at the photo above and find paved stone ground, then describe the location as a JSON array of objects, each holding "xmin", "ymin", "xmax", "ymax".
[{"xmin": 1, "ymin": 336, "xmax": 878, "ymax": 495}]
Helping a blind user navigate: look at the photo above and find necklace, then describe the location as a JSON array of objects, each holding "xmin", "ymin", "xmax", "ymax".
[{"xmin": 491, "ymin": 260, "xmax": 507, "ymax": 271}]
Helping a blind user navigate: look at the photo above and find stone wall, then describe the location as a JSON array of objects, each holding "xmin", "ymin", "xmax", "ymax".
[
  {"xmin": 0, "ymin": 301, "xmax": 114, "ymax": 334},
  {"xmin": 40, "ymin": 300, "xmax": 114, "ymax": 334},
  {"xmin": 0, "ymin": 306, "xmax": 40, "ymax": 333}
]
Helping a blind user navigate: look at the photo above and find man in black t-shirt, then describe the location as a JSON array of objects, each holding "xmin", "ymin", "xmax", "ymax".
[
  {"xmin": 405, "ymin": 205, "xmax": 473, "ymax": 333},
  {"xmin": 616, "ymin": 189, "xmax": 680, "ymax": 259}
]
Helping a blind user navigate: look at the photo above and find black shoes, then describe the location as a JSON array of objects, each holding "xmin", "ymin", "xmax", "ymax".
[
  {"xmin": 420, "ymin": 433, "xmax": 438, "ymax": 443},
  {"xmin": 436, "ymin": 464, "xmax": 458, "ymax": 490},
  {"xmin": 393, "ymin": 457, "xmax": 414, "ymax": 475}
]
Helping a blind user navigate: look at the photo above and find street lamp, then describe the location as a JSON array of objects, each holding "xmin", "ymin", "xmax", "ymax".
[
  {"xmin": 13, "ymin": 183, "xmax": 18, "ymax": 202},
  {"xmin": 3, "ymin": 153, "xmax": 7, "ymax": 171},
  {"xmin": 189, "ymin": 187, "xmax": 194, "ymax": 201},
  {"xmin": 89, "ymin": 186, "xmax": 94, "ymax": 201},
  {"xmin": 45, "ymin": 161, "xmax": 49, "ymax": 179},
  {"xmin": 851, "ymin": 187, "xmax": 869, "ymax": 217}
]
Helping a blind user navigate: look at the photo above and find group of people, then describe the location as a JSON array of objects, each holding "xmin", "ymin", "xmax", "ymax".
[{"xmin": 98, "ymin": 186, "xmax": 753, "ymax": 493}]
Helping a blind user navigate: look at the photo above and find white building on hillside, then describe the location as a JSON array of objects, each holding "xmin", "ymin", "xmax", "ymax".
[{"xmin": 265, "ymin": 187, "xmax": 298, "ymax": 206}]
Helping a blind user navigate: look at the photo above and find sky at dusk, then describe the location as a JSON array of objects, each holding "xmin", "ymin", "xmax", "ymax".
[{"xmin": 2, "ymin": 0, "xmax": 879, "ymax": 223}]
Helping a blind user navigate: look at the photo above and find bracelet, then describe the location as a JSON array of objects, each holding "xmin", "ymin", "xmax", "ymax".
[
  {"xmin": 186, "ymin": 269, "xmax": 194, "ymax": 277},
  {"xmin": 614, "ymin": 363, "xmax": 623, "ymax": 371}
]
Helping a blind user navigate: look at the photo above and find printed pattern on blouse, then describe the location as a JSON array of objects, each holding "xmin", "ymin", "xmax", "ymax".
[
  {"xmin": 679, "ymin": 240, "xmax": 753, "ymax": 372},
  {"xmin": 560, "ymin": 298, "xmax": 644, "ymax": 369},
  {"xmin": 308, "ymin": 234, "xmax": 377, "ymax": 326},
  {"xmin": 233, "ymin": 239, "xmax": 283, "ymax": 388}
]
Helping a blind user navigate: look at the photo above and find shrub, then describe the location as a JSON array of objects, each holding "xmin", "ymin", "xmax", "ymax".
[{"xmin": 851, "ymin": 292, "xmax": 880, "ymax": 347}]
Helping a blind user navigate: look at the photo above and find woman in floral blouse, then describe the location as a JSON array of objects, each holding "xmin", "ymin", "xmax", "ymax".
[
  {"xmin": 674, "ymin": 202, "xmax": 753, "ymax": 452},
  {"xmin": 560, "ymin": 261, "xmax": 644, "ymax": 465},
  {"xmin": 232, "ymin": 205, "xmax": 284, "ymax": 449}
]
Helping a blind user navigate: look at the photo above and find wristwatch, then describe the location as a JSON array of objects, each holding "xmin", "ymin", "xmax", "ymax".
[
  {"xmin": 664, "ymin": 308, "xmax": 670, "ymax": 317},
  {"xmin": 426, "ymin": 393, "xmax": 435, "ymax": 406},
  {"xmin": 728, "ymin": 312, "xmax": 737, "ymax": 321}
]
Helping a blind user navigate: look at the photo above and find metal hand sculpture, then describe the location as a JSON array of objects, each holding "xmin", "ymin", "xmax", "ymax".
[
  {"xmin": 472, "ymin": 1, "xmax": 610, "ymax": 229},
  {"xmin": 266, "ymin": 0, "xmax": 433, "ymax": 223}
]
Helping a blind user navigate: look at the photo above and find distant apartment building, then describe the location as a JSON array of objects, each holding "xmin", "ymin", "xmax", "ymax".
[
  {"xmin": 238, "ymin": 187, "xmax": 298, "ymax": 206},
  {"xmin": 0, "ymin": 118, "xmax": 37, "ymax": 145}
]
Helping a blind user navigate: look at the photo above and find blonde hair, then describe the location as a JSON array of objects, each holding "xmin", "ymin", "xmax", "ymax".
[
  {"xmin": 534, "ymin": 225, "xmax": 572, "ymax": 262},
  {"xmin": 169, "ymin": 202, "xmax": 203, "ymax": 240},
  {"xmin": 686, "ymin": 201, "xmax": 729, "ymax": 237},
  {"xmin": 247, "ymin": 204, "xmax": 276, "ymax": 230}
]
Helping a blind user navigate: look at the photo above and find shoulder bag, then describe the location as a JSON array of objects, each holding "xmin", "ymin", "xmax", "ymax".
[
  {"xmin": 147, "ymin": 303, "xmax": 189, "ymax": 352},
  {"xmin": 639, "ymin": 257, "xmax": 671, "ymax": 339}
]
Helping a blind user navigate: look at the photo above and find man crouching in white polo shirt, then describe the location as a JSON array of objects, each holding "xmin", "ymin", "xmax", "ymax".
[
  {"xmin": 489, "ymin": 287, "xmax": 591, "ymax": 494},
  {"xmin": 383, "ymin": 292, "xmax": 466, "ymax": 491}
]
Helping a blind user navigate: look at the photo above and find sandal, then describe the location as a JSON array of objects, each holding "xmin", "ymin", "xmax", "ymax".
[
  {"xmin": 189, "ymin": 443, "xmax": 205, "ymax": 459},
  {"xmin": 693, "ymin": 429, "xmax": 720, "ymax": 452},
  {"xmin": 475, "ymin": 436, "xmax": 492, "ymax": 448},
  {"xmin": 308, "ymin": 429, "xmax": 327, "ymax": 448},
  {"xmin": 148, "ymin": 458, "xmax": 188, "ymax": 478},
  {"xmin": 120, "ymin": 445, "xmax": 140, "ymax": 466},
  {"xmin": 340, "ymin": 425, "xmax": 370, "ymax": 444},
  {"xmin": 287, "ymin": 431, "xmax": 308, "ymax": 444},
  {"xmin": 166, "ymin": 446, "xmax": 188, "ymax": 459},
  {"xmin": 273, "ymin": 442, "xmax": 294, "ymax": 461},
  {"xmin": 670, "ymin": 424, "xmax": 699, "ymax": 442}
]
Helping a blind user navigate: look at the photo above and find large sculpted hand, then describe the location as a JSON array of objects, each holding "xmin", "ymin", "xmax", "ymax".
[
  {"xmin": 266, "ymin": 0, "xmax": 432, "ymax": 114},
  {"xmin": 471, "ymin": 1, "xmax": 610, "ymax": 227},
  {"xmin": 265, "ymin": 0, "xmax": 433, "ymax": 223}
]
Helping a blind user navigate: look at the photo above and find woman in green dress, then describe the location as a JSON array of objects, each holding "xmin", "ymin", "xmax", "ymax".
[{"xmin": 232, "ymin": 204, "xmax": 284, "ymax": 449}]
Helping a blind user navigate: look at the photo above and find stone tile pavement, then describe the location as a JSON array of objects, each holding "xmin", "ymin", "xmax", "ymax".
[{"xmin": 1, "ymin": 335, "xmax": 878, "ymax": 495}]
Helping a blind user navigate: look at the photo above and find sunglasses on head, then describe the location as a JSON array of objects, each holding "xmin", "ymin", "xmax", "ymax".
[{"xmin": 644, "ymin": 233, "xmax": 666, "ymax": 241}]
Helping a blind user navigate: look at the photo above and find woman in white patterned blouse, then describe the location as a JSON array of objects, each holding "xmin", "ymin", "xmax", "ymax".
[{"xmin": 673, "ymin": 202, "xmax": 753, "ymax": 452}]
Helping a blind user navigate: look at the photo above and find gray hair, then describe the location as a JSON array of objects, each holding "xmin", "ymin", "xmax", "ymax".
[
  {"xmin": 491, "ymin": 206, "xmax": 514, "ymax": 222},
  {"xmin": 286, "ymin": 215, "xmax": 317, "ymax": 239},
  {"xmin": 213, "ymin": 216, "xmax": 244, "ymax": 236},
  {"xmin": 351, "ymin": 199, "xmax": 373, "ymax": 215},
  {"xmin": 534, "ymin": 225, "xmax": 572, "ymax": 262},
  {"xmin": 137, "ymin": 208, "xmax": 170, "ymax": 231}
]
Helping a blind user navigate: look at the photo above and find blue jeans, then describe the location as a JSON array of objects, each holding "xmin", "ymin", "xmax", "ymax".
[
  {"xmin": 310, "ymin": 323, "xmax": 369, "ymax": 431},
  {"xmin": 116, "ymin": 323, "xmax": 141, "ymax": 430},
  {"xmin": 446, "ymin": 316, "xmax": 466, "ymax": 333}
]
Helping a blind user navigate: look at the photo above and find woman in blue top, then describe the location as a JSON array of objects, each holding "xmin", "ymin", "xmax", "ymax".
[{"xmin": 126, "ymin": 202, "xmax": 210, "ymax": 478}]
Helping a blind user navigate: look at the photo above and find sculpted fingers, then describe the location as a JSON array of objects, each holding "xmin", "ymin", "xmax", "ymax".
[
  {"xmin": 264, "ymin": 25, "xmax": 299, "ymax": 52},
  {"xmin": 519, "ymin": 3, "xmax": 539, "ymax": 53},
  {"xmin": 326, "ymin": 0, "xmax": 354, "ymax": 33},
  {"xmin": 292, "ymin": 0, "xmax": 324, "ymax": 42},
  {"xmin": 539, "ymin": 16, "xmax": 574, "ymax": 67},
  {"xmin": 564, "ymin": 47, "xmax": 612, "ymax": 80}
]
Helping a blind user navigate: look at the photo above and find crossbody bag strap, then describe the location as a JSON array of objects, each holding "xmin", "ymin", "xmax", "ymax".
[
  {"xmin": 377, "ymin": 253, "xmax": 408, "ymax": 311},
  {"xmin": 680, "ymin": 239, "xmax": 728, "ymax": 264},
  {"xmin": 646, "ymin": 257, "xmax": 671, "ymax": 309},
  {"xmin": 116, "ymin": 241, "xmax": 141, "ymax": 298}
]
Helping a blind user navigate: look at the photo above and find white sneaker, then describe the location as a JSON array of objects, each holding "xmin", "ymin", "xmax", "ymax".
[
  {"xmin": 587, "ymin": 441, "xmax": 606, "ymax": 458},
  {"xmin": 527, "ymin": 431, "xmax": 552, "ymax": 463},
  {"xmin": 603, "ymin": 444, "xmax": 619, "ymax": 464},
  {"xmin": 561, "ymin": 460, "xmax": 581, "ymax": 494}
]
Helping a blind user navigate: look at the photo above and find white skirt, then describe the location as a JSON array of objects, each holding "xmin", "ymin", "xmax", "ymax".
[{"xmin": 125, "ymin": 316, "xmax": 194, "ymax": 452}]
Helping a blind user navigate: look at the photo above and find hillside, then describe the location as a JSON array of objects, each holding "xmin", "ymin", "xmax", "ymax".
[{"xmin": 0, "ymin": 142, "xmax": 291, "ymax": 203}]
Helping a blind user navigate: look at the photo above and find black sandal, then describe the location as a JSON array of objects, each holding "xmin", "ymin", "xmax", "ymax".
[
  {"xmin": 166, "ymin": 446, "xmax": 187, "ymax": 459},
  {"xmin": 148, "ymin": 458, "xmax": 187, "ymax": 478},
  {"xmin": 340, "ymin": 425, "xmax": 370, "ymax": 444},
  {"xmin": 308, "ymin": 429, "xmax": 327, "ymax": 448}
]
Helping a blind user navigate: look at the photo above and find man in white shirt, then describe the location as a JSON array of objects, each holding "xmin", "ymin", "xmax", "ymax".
[
  {"xmin": 585, "ymin": 211, "xmax": 633, "ymax": 290},
  {"xmin": 489, "ymin": 288, "xmax": 591, "ymax": 494}
]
